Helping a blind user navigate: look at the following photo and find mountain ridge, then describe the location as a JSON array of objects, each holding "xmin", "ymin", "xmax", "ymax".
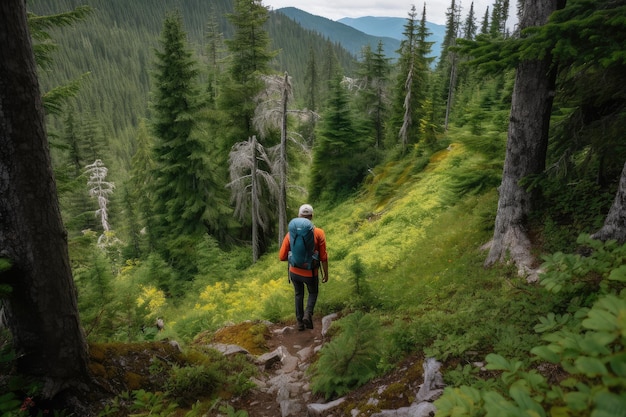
[
  {"xmin": 276, "ymin": 7, "xmax": 401, "ymax": 59},
  {"xmin": 338, "ymin": 15, "xmax": 445, "ymax": 56},
  {"xmin": 276, "ymin": 8, "xmax": 445, "ymax": 59}
]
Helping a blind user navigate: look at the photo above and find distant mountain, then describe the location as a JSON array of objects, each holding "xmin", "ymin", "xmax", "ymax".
[
  {"xmin": 338, "ymin": 16, "xmax": 446, "ymax": 58},
  {"xmin": 276, "ymin": 7, "xmax": 401, "ymax": 59}
]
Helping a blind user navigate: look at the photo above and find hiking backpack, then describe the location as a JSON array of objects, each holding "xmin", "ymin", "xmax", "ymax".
[{"xmin": 288, "ymin": 217, "xmax": 316, "ymax": 270}]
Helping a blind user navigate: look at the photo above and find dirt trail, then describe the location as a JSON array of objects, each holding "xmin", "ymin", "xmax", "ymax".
[{"xmin": 228, "ymin": 316, "xmax": 326, "ymax": 416}]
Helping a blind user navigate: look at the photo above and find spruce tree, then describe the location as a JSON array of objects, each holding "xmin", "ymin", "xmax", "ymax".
[
  {"xmin": 310, "ymin": 75, "xmax": 365, "ymax": 200},
  {"xmin": 127, "ymin": 120, "xmax": 156, "ymax": 256},
  {"xmin": 355, "ymin": 41, "xmax": 391, "ymax": 149},
  {"xmin": 204, "ymin": 10, "xmax": 224, "ymax": 106},
  {"xmin": 437, "ymin": 0, "xmax": 462, "ymax": 129},
  {"xmin": 220, "ymin": 0, "xmax": 276, "ymax": 146},
  {"xmin": 389, "ymin": 5, "xmax": 435, "ymax": 151},
  {"xmin": 463, "ymin": 2, "xmax": 478, "ymax": 41},
  {"xmin": 480, "ymin": 7, "xmax": 490, "ymax": 35},
  {"xmin": 302, "ymin": 46, "xmax": 319, "ymax": 145},
  {"xmin": 219, "ymin": 0, "xmax": 278, "ymax": 255},
  {"xmin": 304, "ymin": 46, "xmax": 318, "ymax": 113},
  {"xmin": 149, "ymin": 11, "xmax": 217, "ymax": 273}
]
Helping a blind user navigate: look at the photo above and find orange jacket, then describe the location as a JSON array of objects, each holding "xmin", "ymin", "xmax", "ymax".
[{"xmin": 279, "ymin": 227, "xmax": 327, "ymax": 277}]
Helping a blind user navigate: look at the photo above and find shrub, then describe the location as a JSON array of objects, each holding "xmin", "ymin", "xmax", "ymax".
[
  {"xmin": 165, "ymin": 364, "xmax": 223, "ymax": 405},
  {"xmin": 434, "ymin": 235, "xmax": 626, "ymax": 417},
  {"xmin": 309, "ymin": 311, "xmax": 382, "ymax": 399}
]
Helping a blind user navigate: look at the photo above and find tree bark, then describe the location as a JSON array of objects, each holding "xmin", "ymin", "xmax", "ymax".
[
  {"xmin": 278, "ymin": 72, "xmax": 289, "ymax": 244},
  {"xmin": 251, "ymin": 136, "xmax": 260, "ymax": 262},
  {"xmin": 0, "ymin": 0, "xmax": 91, "ymax": 400},
  {"xmin": 592, "ymin": 161, "xmax": 626, "ymax": 244},
  {"xmin": 484, "ymin": 0, "xmax": 563, "ymax": 280}
]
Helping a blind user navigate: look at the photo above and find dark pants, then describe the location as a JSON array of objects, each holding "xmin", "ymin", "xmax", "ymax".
[{"xmin": 290, "ymin": 271, "xmax": 319, "ymax": 323}]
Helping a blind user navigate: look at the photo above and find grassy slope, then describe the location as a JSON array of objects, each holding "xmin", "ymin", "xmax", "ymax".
[{"xmin": 164, "ymin": 127, "xmax": 556, "ymax": 367}]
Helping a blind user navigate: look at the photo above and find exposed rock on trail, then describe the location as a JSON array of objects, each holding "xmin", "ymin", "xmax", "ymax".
[{"xmin": 216, "ymin": 314, "xmax": 443, "ymax": 417}]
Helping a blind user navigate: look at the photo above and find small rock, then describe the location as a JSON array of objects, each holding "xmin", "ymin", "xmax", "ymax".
[
  {"xmin": 296, "ymin": 346, "xmax": 313, "ymax": 361},
  {"xmin": 279, "ymin": 353, "xmax": 300, "ymax": 373},
  {"xmin": 307, "ymin": 397, "xmax": 345, "ymax": 416},
  {"xmin": 256, "ymin": 348, "xmax": 283, "ymax": 369},
  {"xmin": 208, "ymin": 343, "xmax": 249, "ymax": 356},
  {"xmin": 321, "ymin": 313, "xmax": 338, "ymax": 336}
]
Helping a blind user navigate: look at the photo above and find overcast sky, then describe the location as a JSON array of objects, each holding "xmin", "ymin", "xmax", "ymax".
[{"xmin": 265, "ymin": 0, "xmax": 518, "ymax": 27}]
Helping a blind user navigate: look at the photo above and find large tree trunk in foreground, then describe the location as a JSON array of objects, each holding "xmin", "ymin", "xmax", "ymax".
[
  {"xmin": 0, "ymin": 0, "xmax": 91, "ymax": 400},
  {"xmin": 484, "ymin": 0, "xmax": 563, "ymax": 280},
  {"xmin": 592, "ymin": 161, "xmax": 626, "ymax": 244}
]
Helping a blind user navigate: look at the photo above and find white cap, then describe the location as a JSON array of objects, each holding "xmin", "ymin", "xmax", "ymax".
[{"xmin": 298, "ymin": 204, "xmax": 314, "ymax": 217}]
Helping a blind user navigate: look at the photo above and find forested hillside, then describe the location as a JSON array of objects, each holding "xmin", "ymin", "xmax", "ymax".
[
  {"xmin": 2, "ymin": 0, "xmax": 626, "ymax": 416},
  {"xmin": 28, "ymin": 0, "xmax": 358, "ymax": 177},
  {"xmin": 338, "ymin": 15, "xmax": 446, "ymax": 57},
  {"xmin": 277, "ymin": 7, "xmax": 402, "ymax": 58}
]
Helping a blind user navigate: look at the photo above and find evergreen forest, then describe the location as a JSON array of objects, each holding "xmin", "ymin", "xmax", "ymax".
[{"xmin": 2, "ymin": 0, "xmax": 626, "ymax": 415}]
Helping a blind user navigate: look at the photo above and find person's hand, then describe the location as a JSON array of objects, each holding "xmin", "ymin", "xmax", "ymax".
[{"xmin": 322, "ymin": 275, "xmax": 328, "ymax": 283}]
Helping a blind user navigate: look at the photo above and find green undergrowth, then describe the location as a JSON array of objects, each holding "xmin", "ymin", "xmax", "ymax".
[
  {"xmin": 162, "ymin": 139, "xmax": 503, "ymax": 337},
  {"xmin": 434, "ymin": 235, "xmax": 626, "ymax": 417}
]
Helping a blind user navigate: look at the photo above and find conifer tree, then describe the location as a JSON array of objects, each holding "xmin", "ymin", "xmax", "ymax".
[
  {"xmin": 319, "ymin": 40, "xmax": 341, "ymax": 106},
  {"xmin": 55, "ymin": 110, "xmax": 98, "ymax": 234},
  {"xmin": 389, "ymin": 5, "xmax": 418, "ymax": 150},
  {"xmin": 220, "ymin": 0, "xmax": 276, "ymax": 146},
  {"xmin": 438, "ymin": 0, "xmax": 461, "ymax": 69},
  {"xmin": 390, "ymin": 5, "xmax": 435, "ymax": 151},
  {"xmin": 480, "ymin": 7, "xmax": 490, "ymax": 35},
  {"xmin": 355, "ymin": 41, "xmax": 391, "ymax": 149},
  {"xmin": 463, "ymin": 2, "xmax": 478, "ymax": 40},
  {"xmin": 227, "ymin": 135, "xmax": 278, "ymax": 262},
  {"xmin": 485, "ymin": 1, "xmax": 563, "ymax": 278},
  {"xmin": 27, "ymin": 5, "xmax": 92, "ymax": 114},
  {"xmin": 252, "ymin": 73, "xmax": 294, "ymax": 243},
  {"xmin": 149, "ymin": 11, "xmax": 219, "ymax": 272},
  {"xmin": 304, "ymin": 46, "xmax": 318, "ymax": 113},
  {"xmin": 0, "ymin": 0, "xmax": 93, "ymax": 403},
  {"xmin": 204, "ymin": 10, "xmax": 224, "ymax": 106},
  {"xmin": 437, "ymin": 0, "xmax": 462, "ymax": 129},
  {"xmin": 219, "ymin": 0, "xmax": 278, "ymax": 254},
  {"xmin": 127, "ymin": 120, "xmax": 155, "ymax": 255},
  {"xmin": 302, "ymin": 46, "xmax": 319, "ymax": 145},
  {"xmin": 489, "ymin": 0, "xmax": 510, "ymax": 37},
  {"xmin": 310, "ymin": 75, "xmax": 365, "ymax": 200}
]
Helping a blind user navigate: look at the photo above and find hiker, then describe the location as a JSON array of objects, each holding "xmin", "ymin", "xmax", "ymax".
[{"xmin": 279, "ymin": 204, "xmax": 329, "ymax": 331}]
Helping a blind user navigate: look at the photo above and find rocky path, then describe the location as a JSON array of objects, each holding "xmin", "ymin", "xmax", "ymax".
[
  {"xmin": 216, "ymin": 312, "xmax": 444, "ymax": 417},
  {"xmin": 226, "ymin": 314, "xmax": 332, "ymax": 416}
]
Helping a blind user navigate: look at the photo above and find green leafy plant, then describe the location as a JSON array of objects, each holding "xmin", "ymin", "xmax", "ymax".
[
  {"xmin": 129, "ymin": 390, "xmax": 179, "ymax": 417},
  {"xmin": 164, "ymin": 364, "xmax": 222, "ymax": 405},
  {"xmin": 218, "ymin": 404, "xmax": 249, "ymax": 417},
  {"xmin": 435, "ymin": 236, "xmax": 626, "ymax": 417}
]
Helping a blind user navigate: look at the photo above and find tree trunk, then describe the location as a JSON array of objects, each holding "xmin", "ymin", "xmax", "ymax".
[
  {"xmin": 484, "ymin": 0, "xmax": 563, "ymax": 280},
  {"xmin": 278, "ymin": 72, "xmax": 289, "ymax": 244},
  {"xmin": 0, "ymin": 0, "xmax": 91, "ymax": 400},
  {"xmin": 251, "ymin": 136, "xmax": 260, "ymax": 262},
  {"xmin": 592, "ymin": 161, "xmax": 626, "ymax": 244}
]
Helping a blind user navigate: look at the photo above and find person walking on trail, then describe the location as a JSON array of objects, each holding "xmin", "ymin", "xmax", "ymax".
[{"xmin": 279, "ymin": 204, "xmax": 328, "ymax": 331}]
